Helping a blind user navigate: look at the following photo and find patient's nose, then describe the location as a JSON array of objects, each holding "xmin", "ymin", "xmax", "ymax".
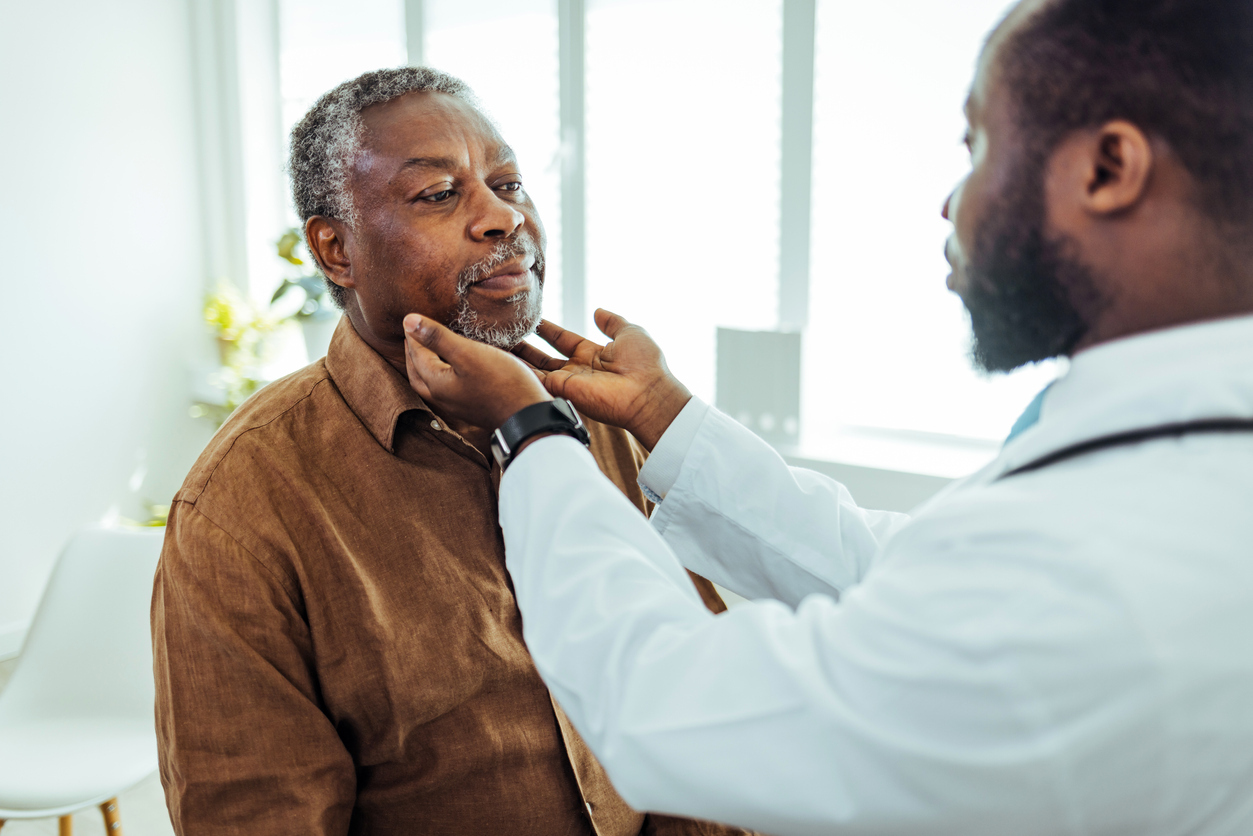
[{"xmin": 470, "ymin": 188, "xmax": 525, "ymax": 240}]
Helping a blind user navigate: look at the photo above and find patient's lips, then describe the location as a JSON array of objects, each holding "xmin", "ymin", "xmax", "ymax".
[{"xmin": 471, "ymin": 258, "xmax": 535, "ymax": 298}]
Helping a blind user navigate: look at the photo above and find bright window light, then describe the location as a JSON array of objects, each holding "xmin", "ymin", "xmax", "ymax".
[
  {"xmin": 585, "ymin": 0, "xmax": 783, "ymax": 401},
  {"xmin": 806, "ymin": 0, "xmax": 1056, "ymax": 443},
  {"xmin": 278, "ymin": 0, "xmax": 407, "ymax": 162}
]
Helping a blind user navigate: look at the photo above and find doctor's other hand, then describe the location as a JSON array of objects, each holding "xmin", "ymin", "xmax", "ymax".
[
  {"xmin": 513, "ymin": 308, "xmax": 691, "ymax": 451},
  {"xmin": 403, "ymin": 313, "xmax": 551, "ymax": 431}
]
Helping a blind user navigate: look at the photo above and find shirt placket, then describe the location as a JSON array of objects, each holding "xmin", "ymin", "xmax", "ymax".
[
  {"xmin": 548, "ymin": 694, "xmax": 609, "ymax": 836},
  {"xmin": 409, "ymin": 410, "xmax": 614, "ymax": 836}
]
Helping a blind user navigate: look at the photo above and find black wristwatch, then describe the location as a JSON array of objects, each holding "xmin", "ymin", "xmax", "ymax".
[{"xmin": 491, "ymin": 398, "xmax": 591, "ymax": 471}]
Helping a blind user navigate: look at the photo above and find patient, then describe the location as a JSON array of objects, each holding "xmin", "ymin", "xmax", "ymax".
[{"xmin": 151, "ymin": 67, "xmax": 745, "ymax": 836}]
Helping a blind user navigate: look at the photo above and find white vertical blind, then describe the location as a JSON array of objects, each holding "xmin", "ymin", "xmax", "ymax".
[
  {"xmin": 804, "ymin": 0, "xmax": 1056, "ymax": 442},
  {"xmin": 584, "ymin": 0, "xmax": 783, "ymax": 403}
]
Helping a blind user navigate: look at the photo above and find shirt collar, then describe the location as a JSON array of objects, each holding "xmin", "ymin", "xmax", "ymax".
[
  {"xmin": 994, "ymin": 313, "xmax": 1253, "ymax": 478},
  {"xmin": 324, "ymin": 315, "xmax": 432, "ymax": 453}
]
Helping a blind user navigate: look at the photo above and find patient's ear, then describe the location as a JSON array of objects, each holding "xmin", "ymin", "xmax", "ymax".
[{"xmin": 306, "ymin": 216, "xmax": 355, "ymax": 290}]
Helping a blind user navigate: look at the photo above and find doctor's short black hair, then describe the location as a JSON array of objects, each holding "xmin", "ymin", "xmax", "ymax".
[{"xmin": 999, "ymin": 0, "xmax": 1253, "ymax": 229}]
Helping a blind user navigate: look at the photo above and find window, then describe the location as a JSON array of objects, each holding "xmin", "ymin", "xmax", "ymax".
[
  {"xmin": 585, "ymin": 0, "xmax": 783, "ymax": 401},
  {"xmin": 806, "ymin": 0, "xmax": 1055, "ymax": 443},
  {"xmin": 279, "ymin": 0, "xmax": 407, "ymax": 168},
  {"xmin": 276, "ymin": 0, "xmax": 1055, "ymax": 456}
]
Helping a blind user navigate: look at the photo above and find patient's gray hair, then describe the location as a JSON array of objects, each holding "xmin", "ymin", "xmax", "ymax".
[{"xmin": 288, "ymin": 67, "xmax": 479, "ymax": 306}]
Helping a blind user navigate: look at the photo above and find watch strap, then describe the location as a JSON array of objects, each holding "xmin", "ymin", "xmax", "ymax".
[{"xmin": 491, "ymin": 398, "xmax": 590, "ymax": 470}]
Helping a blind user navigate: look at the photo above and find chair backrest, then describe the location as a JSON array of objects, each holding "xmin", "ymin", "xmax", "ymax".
[{"xmin": 0, "ymin": 526, "xmax": 164, "ymax": 724}]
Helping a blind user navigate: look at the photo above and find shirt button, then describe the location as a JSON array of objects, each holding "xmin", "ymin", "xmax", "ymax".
[
  {"xmin": 585, "ymin": 800, "xmax": 594, "ymax": 816},
  {"xmin": 429, "ymin": 419, "xmax": 441, "ymax": 431}
]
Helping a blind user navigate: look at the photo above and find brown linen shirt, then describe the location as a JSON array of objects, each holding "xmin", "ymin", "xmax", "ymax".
[{"xmin": 152, "ymin": 317, "xmax": 747, "ymax": 836}]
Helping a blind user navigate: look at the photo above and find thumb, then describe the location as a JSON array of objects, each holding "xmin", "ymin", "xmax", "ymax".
[
  {"xmin": 541, "ymin": 368, "xmax": 575, "ymax": 399},
  {"xmin": 403, "ymin": 339, "xmax": 436, "ymax": 401},
  {"xmin": 594, "ymin": 308, "xmax": 632, "ymax": 341},
  {"xmin": 404, "ymin": 313, "xmax": 463, "ymax": 364}
]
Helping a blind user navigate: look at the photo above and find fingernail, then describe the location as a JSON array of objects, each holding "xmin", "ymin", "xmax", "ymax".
[{"xmin": 404, "ymin": 314, "xmax": 423, "ymax": 335}]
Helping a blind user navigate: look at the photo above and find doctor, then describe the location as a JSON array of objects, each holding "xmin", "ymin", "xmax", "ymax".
[{"xmin": 401, "ymin": 0, "xmax": 1253, "ymax": 833}]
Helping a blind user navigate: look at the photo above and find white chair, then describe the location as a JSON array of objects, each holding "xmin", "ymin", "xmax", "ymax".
[{"xmin": 0, "ymin": 526, "xmax": 165, "ymax": 835}]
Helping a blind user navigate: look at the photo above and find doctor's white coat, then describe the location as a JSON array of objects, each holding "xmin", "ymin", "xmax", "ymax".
[{"xmin": 500, "ymin": 314, "xmax": 1253, "ymax": 836}]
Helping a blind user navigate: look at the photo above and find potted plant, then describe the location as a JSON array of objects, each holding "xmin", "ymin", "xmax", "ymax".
[
  {"xmin": 272, "ymin": 228, "xmax": 340, "ymax": 362},
  {"xmin": 192, "ymin": 280, "xmax": 277, "ymax": 428}
]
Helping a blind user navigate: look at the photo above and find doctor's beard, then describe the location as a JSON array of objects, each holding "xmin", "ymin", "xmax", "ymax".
[{"xmin": 961, "ymin": 157, "xmax": 1105, "ymax": 373}]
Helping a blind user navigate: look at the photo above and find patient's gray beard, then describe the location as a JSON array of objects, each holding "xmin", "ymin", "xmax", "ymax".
[
  {"xmin": 450, "ymin": 290, "xmax": 542, "ymax": 349},
  {"xmin": 450, "ymin": 237, "xmax": 545, "ymax": 349}
]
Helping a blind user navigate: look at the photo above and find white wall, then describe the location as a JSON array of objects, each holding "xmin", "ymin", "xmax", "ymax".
[{"xmin": 0, "ymin": 0, "xmax": 215, "ymax": 656}]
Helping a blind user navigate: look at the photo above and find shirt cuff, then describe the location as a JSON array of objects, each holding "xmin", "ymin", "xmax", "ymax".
[{"xmin": 638, "ymin": 396, "xmax": 710, "ymax": 503}]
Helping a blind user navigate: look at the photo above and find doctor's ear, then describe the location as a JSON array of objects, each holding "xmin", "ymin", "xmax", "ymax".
[
  {"xmin": 306, "ymin": 216, "xmax": 355, "ymax": 290},
  {"xmin": 1054, "ymin": 120, "xmax": 1155, "ymax": 218}
]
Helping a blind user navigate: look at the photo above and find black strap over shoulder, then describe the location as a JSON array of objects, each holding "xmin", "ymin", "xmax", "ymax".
[{"xmin": 999, "ymin": 418, "xmax": 1253, "ymax": 480}]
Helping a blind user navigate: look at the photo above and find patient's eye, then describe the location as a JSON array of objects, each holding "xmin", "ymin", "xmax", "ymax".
[
  {"xmin": 421, "ymin": 189, "xmax": 455, "ymax": 203},
  {"xmin": 498, "ymin": 181, "xmax": 523, "ymax": 192}
]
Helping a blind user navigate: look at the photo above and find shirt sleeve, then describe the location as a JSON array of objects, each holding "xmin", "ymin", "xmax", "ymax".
[
  {"xmin": 498, "ymin": 437, "xmax": 1137, "ymax": 836},
  {"xmin": 644, "ymin": 400, "xmax": 910, "ymax": 606},
  {"xmin": 637, "ymin": 396, "xmax": 711, "ymax": 503},
  {"xmin": 152, "ymin": 502, "xmax": 356, "ymax": 836}
]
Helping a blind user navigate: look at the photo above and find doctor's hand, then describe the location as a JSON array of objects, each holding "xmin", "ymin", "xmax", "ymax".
[
  {"xmin": 513, "ymin": 309, "xmax": 691, "ymax": 451},
  {"xmin": 403, "ymin": 314, "xmax": 551, "ymax": 431}
]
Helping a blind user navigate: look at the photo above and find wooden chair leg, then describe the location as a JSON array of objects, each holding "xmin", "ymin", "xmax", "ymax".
[
  {"xmin": 58, "ymin": 815, "xmax": 72, "ymax": 836},
  {"xmin": 100, "ymin": 797, "xmax": 122, "ymax": 834}
]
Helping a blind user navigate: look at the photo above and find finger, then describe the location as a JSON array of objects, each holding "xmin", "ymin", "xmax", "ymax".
[
  {"xmin": 541, "ymin": 368, "xmax": 574, "ymax": 399},
  {"xmin": 404, "ymin": 313, "xmax": 471, "ymax": 367},
  {"xmin": 512, "ymin": 341, "xmax": 565, "ymax": 371},
  {"xmin": 536, "ymin": 319, "xmax": 600, "ymax": 359},
  {"xmin": 507, "ymin": 349, "xmax": 548, "ymax": 381},
  {"xmin": 593, "ymin": 308, "xmax": 632, "ymax": 340},
  {"xmin": 405, "ymin": 332, "xmax": 454, "ymax": 384},
  {"xmin": 539, "ymin": 364, "xmax": 596, "ymax": 397},
  {"xmin": 403, "ymin": 339, "xmax": 438, "ymax": 401}
]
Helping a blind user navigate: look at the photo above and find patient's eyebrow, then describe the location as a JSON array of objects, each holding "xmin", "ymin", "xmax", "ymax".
[
  {"xmin": 399, "ymin": 156, "xmax": 461, "ymax": 172},
  {"xmin": 493, "ymin": 145, "xmax": 518, "ymax": 167},
  {"xmin": 398, "ymin": 147, "xmax": 518, "ymax": 173}
]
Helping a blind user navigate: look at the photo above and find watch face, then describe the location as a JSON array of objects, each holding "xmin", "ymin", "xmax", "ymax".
[
  {"xmin": 490, "ymin": 430, "xmax": 510, "ymax": 467},
  {"xmin": 553, "ymin": 398, "xmax": 578, "ymax": 424}
]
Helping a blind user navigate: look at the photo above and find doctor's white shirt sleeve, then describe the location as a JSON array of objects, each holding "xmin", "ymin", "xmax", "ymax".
[
  {"xmin": 638, "ymin": 398, "xmax": 909, "ymax": 606},
  {"xmin": 498, "ymin": 435, "xmax": 1105, "ymax": 836}
]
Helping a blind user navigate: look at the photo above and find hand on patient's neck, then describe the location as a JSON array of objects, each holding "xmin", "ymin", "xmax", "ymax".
[{"xmin": 340, "ymin": 307, "xmax": 499, "ymax": 456}]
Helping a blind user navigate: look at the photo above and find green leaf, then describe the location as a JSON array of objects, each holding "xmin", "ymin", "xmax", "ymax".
[{"xmin": 276, "ymin": 229, "xmax": 306, "ymax": 265}]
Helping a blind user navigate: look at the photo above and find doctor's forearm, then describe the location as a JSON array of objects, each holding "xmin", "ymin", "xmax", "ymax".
[{"xmin": 647, "ymin": 405, "xmax": 909, "ymax": 606}]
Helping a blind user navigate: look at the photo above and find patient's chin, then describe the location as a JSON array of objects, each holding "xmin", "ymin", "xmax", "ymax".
[{"xmin": 450, "ymin": 291, "xmax": 542, "ymax": 349}]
